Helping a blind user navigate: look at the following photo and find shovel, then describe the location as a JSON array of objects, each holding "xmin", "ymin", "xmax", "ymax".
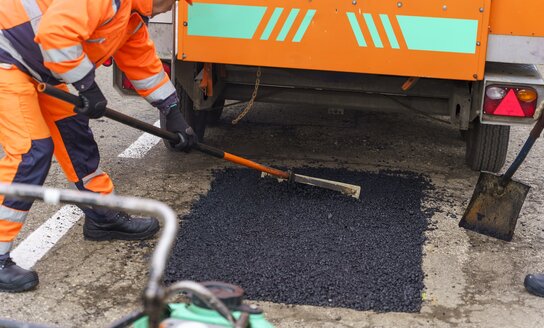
[
  {"xmin": 459, "ymin": 101, "xmax": 544, "ymax": 241},
  {"xmin": 37, "ymin": 83, "xmax": 361, "ymax": 199}
]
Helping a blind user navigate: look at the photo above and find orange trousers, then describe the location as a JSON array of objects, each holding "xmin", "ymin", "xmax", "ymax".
[{"xmin": 0, "ymin": 66, "xmax": 114, "ymax": 254}]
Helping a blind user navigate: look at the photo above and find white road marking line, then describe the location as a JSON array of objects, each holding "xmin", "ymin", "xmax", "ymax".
[
  {"xmin": 11, "ymin": 119, "xmax": 160, "ymax": 268},
  {"xmin": 118, "ymin": 120, "xmax": 162, "ymax": 159},
  {"xmin": 11, "ymin": 205, "xmax": 83, "ymax": 270}
]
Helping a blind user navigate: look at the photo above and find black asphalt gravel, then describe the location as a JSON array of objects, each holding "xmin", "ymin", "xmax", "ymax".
[{"xmin": 165, "ymin": 168, "xmax": 432, "ymax": 312}]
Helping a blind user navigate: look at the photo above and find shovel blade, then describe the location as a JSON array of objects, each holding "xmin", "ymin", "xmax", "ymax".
[{"xmin": 459, "ymin": 172, "xmax": 530, "ymax": 241}]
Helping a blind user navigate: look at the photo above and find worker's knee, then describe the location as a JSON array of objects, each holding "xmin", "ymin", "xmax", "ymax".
[
  {"xmin": 28, "ymin": 137, "xmax": 55, "ymax": 173},
  {"xmin": 35, "ymin": 137, "xmax": 54, "ymax": 159}
]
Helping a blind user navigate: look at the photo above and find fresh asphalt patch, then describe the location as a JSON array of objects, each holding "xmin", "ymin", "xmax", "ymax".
[{"xmin": 165, "ymin": 168, "xmax": 433, "ymax": 312}]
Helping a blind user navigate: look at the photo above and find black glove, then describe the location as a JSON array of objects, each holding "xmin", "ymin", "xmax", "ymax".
[
  {"xmin": 75, "ymin": 82, "xmax": 107, "ymax": 119},
  {"xmin": 164, "ymin": 103, "xmax": 198, "ymax": 152}
]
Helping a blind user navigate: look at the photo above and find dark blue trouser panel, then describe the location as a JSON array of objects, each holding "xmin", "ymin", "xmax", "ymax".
[
  {"xmin": 2, "ymin": 138, "xmax": 54, "ymax": 210},
  {"xmin": 55, "ymin": 114, "xmax": 100, "ymax": 190},
  {"xmin": 55, "ymin": 115, "xmax": 117, "ymax": 223}
]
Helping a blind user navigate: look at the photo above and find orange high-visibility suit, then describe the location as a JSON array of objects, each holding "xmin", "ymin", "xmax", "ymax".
[{"xmin": 0, "ymin": 0, "xmax": 176, "ymax": 254}]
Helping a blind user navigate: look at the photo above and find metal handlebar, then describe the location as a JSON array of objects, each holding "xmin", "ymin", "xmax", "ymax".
[{"xmin": 0, "ymin": 183, "xmax": 177, "ymax": 328}]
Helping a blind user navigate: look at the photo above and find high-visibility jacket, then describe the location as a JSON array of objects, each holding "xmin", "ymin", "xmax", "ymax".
[{"xmin": 0, "ymin": 0, "xmax": 175, "ymax": 105}]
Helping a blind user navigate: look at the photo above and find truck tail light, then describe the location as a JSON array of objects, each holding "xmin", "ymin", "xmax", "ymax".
[
  {"xmin": 121, "ymin": 61, "xmax": 172, "ymax": 91},
  {"xmin": 162, "ymin": 62, "xmax": 171, "ymax": 77},
  {"xmin": 103, "ymin": 57, "xmax": 113, "ymax": 67},
  {"xmin": 121, "ymin": 75, "xmax": 135, "ymax": 90},
  {"xmin": 483, "ymin": 85, "xmax": 538, "ymax": 118}
]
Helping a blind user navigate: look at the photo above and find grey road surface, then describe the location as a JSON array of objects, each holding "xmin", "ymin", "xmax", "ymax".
[{"xmin": 0, "ymin": 67, "xmax": 543, "ymax": 328}]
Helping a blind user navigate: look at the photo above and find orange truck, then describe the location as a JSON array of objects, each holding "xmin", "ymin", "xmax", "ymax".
[{"xmin": 114, "ymin": 0, "xmax": 544, "ymax": 173}]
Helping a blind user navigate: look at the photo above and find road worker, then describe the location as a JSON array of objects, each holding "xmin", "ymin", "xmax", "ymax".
[{"xmin": 0, "ymin": 0, "xmax": 196, "ymax": 292}]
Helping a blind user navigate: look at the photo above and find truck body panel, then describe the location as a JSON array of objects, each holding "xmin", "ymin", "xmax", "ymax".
[
  {"xmin": 177, "ymin": 0, "xmax": 491, "ymax": 81},
  {"xmin": 114, "ymin": 0, "xmax": 544, "ymax": 173},
  {"xmin": 489, "ymin": 0, "xmax": 544, "ymax": 37}
]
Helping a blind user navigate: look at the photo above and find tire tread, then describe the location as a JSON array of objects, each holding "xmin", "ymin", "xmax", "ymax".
[{"xmin": 466, "ymin": 122, "xmax": 509, "ymax": 172}]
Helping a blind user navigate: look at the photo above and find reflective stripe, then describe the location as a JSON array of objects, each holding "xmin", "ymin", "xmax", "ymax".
[
  {"xmin": 49, "ymin": 66, "xmax": 63, "ymax": 80},
  {"xmin": 21, "ymin": 0, "xmax": 42, "ymax": 33},
  {"xmin": 101, "ymin": 0, "xmax": 122, "ymax": 26},
  {"xmin": 82, "ymin": 168, "xmax": 105, "ymax": 186},
  {"xmin": 113, "ymin": 0, "xmax": 121, "ymax": 15},
  {"xmin": 31, "ymin": 17, "xmax": 62, "ymax": 81},
  {"xmin": 0, "ymin": 241, "xmax": 13, "ymax": 254},
  {"xmin": 0, "ymin": 31, "xmax": 41, "ymax": 79},
  {"xmin": 43, "ymin": 45, "xmax": 83, "ymax": 63},
  {"xmin": 144, "ymin": 82, "xmax": 176, "ymax": 103},
  {"xmin": 397, "ymin": 16, "xmax": 478, "ymax": 54},
  {"xmin": 130, "ymin": 71, "xmax": 165, "ymax": 91},
  {"xmin": 260, "ymin": 8, "xmax": 283, "ymax": 41},
  {"xmin": 347, "ymin": 12, "xmax": 367, "ymax": 47},
  {"xmin": 0, "ymin": 205, "xmax": 28, "ymax": 223},
  {"xmin": 58, "ymin": 54, "xmax": 94, "ymax": 83},
  {"xmin": 380, "ymin": 14, "xmax": 400, "ymax": 49},
  {"xmin": 101, "ymin": 18, "xmax": 114, "ymax": 27},
  {"xmin": 276, "ymin": 9, "xmax": 300, "ymax": 42},
  {"xmin": 363, "ymin": 14, "xmax": 383, "ymax": 48},
  {"xmin": 86, "ymin": 38, "xmax": 106, "ymax": 44},
  {"xmin": 131, "ymin": 21, "xmax": 144, "ymax": 35},
  {"xmin": 71, "ymin": 181, "xmax": 116, "ymax": 195},
  {"xmin": 32, "ymin": 18, "xmax": 52, "ymax": 75},
  {"xmin": 39, "ymin": 47, "xmax": 64, "ymax": 79},
  {"xmin": 293, "ymin": 9, "xmax": 316, "ymax": 43},
  {"xmin": 24, "ymin": 14, "xmax": 56, "ymax": 80},
  {"xmin": 21, "ymin": 0, "xmax": 42, "ymax": 20}
]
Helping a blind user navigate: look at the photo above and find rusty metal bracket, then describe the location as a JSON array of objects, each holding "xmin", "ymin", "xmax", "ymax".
[
  {"xmin": 198, "ymin": 63, "xmax": 214, "ymax": 97},
  {"xmin": 402, "ymin": 77, "xmax": 420, "ymax": 91},
  {"xmin": 177, "ymin": 62, "xmax": 225, "ymax": 110}
]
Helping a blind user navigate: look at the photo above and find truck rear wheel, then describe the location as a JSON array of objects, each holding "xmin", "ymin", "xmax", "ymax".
[
  {"xmin": 206, "ymin": 98, "xmax": 225, "ymax": 126},
  {"xmin": 465, "ymin": 121, "xmax": 509, "ymax": 173},
  {"xmin": 179, "ymin": 88, "xmax": 207, "ymax": 141}
]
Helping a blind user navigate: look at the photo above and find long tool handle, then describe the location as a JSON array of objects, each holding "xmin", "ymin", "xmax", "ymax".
[
  {"xmin": 502, "ymin": 101, "xmax": 544, "ymax": 181},
  {"xmin": 38, "ymin": 83, "xmax": 291, "ymax": 180},
  {"xmin": 37, "ymin": 83, "xmax": 179, "ymax": 142},
  {"xmin": 195, "ymin": 143, "xmax": 290, "ymax": 179}
]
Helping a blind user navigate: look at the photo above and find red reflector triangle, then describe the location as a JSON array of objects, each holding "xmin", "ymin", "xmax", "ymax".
[{"xmin": 494, "ymin": 89, "xmax": 525, "ymax": 117}]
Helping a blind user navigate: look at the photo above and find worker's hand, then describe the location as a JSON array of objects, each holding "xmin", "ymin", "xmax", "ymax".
[
  {"xmin": 164, "ymin": 103, "xmax": 198, "ymax": 152},
  {"xmin": 76, "ymin": 82, "xmax": 107, "ymax": 119}
]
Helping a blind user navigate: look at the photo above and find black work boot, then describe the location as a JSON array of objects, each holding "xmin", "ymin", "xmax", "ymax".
[
  {"xmin": 525, "ymin": 273, "xmax": 544, "ymax": 298},
  {"xmin": 0, "ymin": 255, "xmax": 39, "ymax": 293},
  {"xmin": 83, "ymin": 210, "xmax": 160, "ymax": 241}
]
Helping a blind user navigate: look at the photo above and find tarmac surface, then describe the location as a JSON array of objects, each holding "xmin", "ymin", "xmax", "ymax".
[
  {"xmin": 166, "ymin": 168, "xmax": 430, "ymax": 312},
  {"xmin": 0, "ymin": 66, "xmax": 543, "ymax": 327}
]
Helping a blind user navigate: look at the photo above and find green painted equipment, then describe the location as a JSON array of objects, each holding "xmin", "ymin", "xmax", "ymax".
[
  {"xmin": 133, "ymin": 281, "xmax": 274, "ymax": 328},
  {"xmin": 133, "ymin": 303, "xmax": 274, "ymax": 328}
]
